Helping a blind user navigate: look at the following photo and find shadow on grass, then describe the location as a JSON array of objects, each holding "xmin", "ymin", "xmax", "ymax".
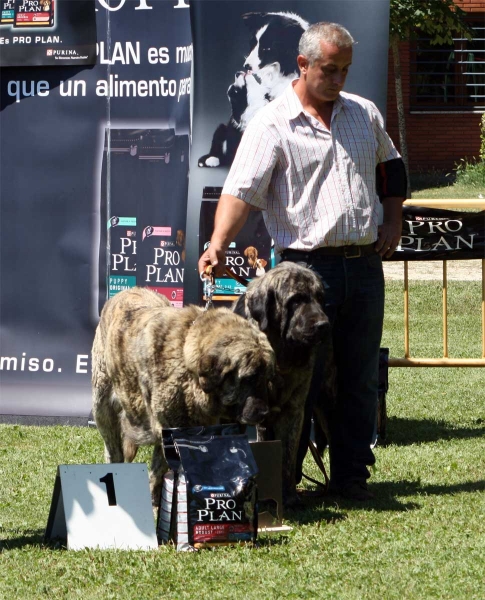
[
  {"xmin": 284, "ymin": 502, "xmax": 348, "ymax": 526},
  {"xmin": 3, "ymin": 480, "xmax": 484, "ymax": 544},
  {"xmin": 287, "ymin": 478, "xmax": 485, "ymax": 522},
  {"xmin": 383, "ymin": 417, "xmax": 485, "ymax": 446},
  {"xmin": 372, "ymin": 478, "xmax": 485, "ymax": 504},
  {"xmin": 0, "ymin": 529, "xmax": 46, "ymax": 551},
  {"xmin": 410, "ymin": 170, "xmax": 455, "ymax": 191},
  {"xmin": 291, "ymin": 491, "xmax": 420, "ymax": 520}
]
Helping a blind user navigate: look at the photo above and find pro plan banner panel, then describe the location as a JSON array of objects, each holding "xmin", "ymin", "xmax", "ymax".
[
  {"xmin": 0, "ymin": 0, "xmax": 97, "ymax": 67},
  {"xmin": 136, "ymin": 133, "xmax": 189, "ymax": 307},
  {"xmin": 184, "ymin": 0, "xmax": 392, "ymax": 305},
  {"xmin": 0, "ymin": 0, "xmax": 191, "ymax": 418},
  {"xmin": 99, "ymin": 129, "xmax": 189, "ymax": 310},
  {"xmin": 389, "ymin": 206, "xmax": 485, "ymax": 261}
]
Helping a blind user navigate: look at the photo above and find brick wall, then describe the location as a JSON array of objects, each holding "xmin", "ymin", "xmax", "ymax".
[
  {"xmin": 386, "ymin": 1, "xmax": 484, "ymax": 173},
  {"xmin": 455, "ymin": 0, "xmax": 485, "ymax": 11}
]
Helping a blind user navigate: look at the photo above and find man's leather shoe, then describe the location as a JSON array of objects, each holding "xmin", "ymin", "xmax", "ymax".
[{"xmin": 329, "ymin": 480, "xmax": 374, "ymax": 501}]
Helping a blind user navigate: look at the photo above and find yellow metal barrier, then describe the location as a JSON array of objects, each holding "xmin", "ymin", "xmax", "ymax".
[{"xmin": 388, "ymin": 199, "xmax": 485, "ymax": 368}]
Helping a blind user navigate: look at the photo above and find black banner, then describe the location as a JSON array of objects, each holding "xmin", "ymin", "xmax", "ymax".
[
  {"xmin": 387, "ymin": 206, "xmax": 485, "ymax": 261},
  {"xmin": 0, "ymin": 0, "xmax": 97, "ymax": 67},
  {"xmin": 0, "ymin": 0, "xmax": 191, "ymax": 418}
]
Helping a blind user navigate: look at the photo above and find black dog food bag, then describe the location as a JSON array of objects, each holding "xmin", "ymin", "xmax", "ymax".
[
  {"xmin": 137, "ymin": 134, "xmax": 189, "ymax": 308},
  {"xmin": 157, "ymin": 425, "xmax": 245, "ymax": 548},
  {"xmin": 158, "ymin": 429, "xmax": 258, "ymax": 550}
]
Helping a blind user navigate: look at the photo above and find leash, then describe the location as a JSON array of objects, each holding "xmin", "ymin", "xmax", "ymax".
[
  {"xmin": 299, "ymin": 440, "xmax": 330, "ymax": 496},
  {"xmin": 200, "ymin": 268, "xmax": 216, "ymax": 310},
  {"xmin": 201, "ymin": 265, "xmax": 329, "ymax": 495},
  {"xmin": 223, "ymin": 266, "xmax": 250, "ymax": 288},
  {"xmin": 201, "ymin": 266, "xmax": 250, "ymax": 310}
]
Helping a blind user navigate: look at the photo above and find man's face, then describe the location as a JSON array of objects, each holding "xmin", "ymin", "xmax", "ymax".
[{"xmin": 298, "ymin": 41, "xmax": 352, "ymax": 103}]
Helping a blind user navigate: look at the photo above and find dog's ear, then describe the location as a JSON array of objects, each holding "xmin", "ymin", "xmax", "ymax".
[
  {"xmin": 232, "ymin": 294, "xmax": 249, "ymax": 320},
  {"xmin": 242, "ymin": 12, "xmax": 271, "ymax": 34},
  {"xmin": 197, "ymin": 353, "xmax": 221, "ymax": 393},
  {"xmin": 248, "ymin": 288, "xmax": 275, "ymax": 333}
]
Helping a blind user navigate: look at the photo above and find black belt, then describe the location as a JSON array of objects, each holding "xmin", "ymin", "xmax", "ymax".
[{"xmin": 281, "ymin": 243, "xmax": 376, "ymax": 260}]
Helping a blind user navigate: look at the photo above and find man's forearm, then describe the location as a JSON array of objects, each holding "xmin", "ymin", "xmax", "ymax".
[
  {"xmin": 211, "ymin": 194, "xmax": 252, "ymax": 250},
  {"xmin": 198, "ymin": 194, "xmax": 252, "ymax": 275},
  {"xmin": 375, "ymin": 196, "xmax": 404, "ymax": 258},
  {"xmin": 382, "ymin": 196, "xmax": 404, "ymax": 225}
]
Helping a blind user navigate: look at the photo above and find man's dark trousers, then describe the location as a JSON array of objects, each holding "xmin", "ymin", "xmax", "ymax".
[{"xmin": 281, "ymin": 249, "xmax": 385, "ymax": 487}]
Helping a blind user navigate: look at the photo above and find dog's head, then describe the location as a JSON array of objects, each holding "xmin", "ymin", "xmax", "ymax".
[
  {"xmin": 176, "ymin": 229, "xmax": 185, "ymax": 247},
  {"xmin": 227, "ymin": 71, "xmax": 267, "ymax": 130},
  {"xmin": 244, "ymin": 245, "xmax": 259, "ymax": 267},
  {"xmin": 227, "ymin": 72, "xmax": 249, "ymax": 125},
  {"xmin": 185, "ymin": 310, "xmax": 275, "ymax": 425},
  {"xmin": 234, "ymin": 262, "xmax": 330, "ymax": 368},
  {"xmin": 243, "ymin": 12, "xmax": 308, "ymax": 77}
]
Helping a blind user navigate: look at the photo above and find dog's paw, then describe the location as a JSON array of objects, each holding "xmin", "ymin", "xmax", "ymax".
[{"xmin": 198, "ymin": 155, "xmax": 220, "ymax": 168}]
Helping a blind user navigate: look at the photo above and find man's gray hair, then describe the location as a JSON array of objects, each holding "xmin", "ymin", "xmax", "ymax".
[{"xmin": 298, "ymin": 22, "xmax": 355, "ymax": 65}]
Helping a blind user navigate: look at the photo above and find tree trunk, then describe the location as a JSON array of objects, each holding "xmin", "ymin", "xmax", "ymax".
[{"xmin": 390, "ymin": 36, "xmax": 411, "ymax": 197}]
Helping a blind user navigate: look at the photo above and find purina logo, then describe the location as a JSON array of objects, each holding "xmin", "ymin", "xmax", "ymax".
[
  {"xmin": 415, "ymin": 215, "xmax": 453, "ymax": 222},
  {"xmin": 52, "ymin": 49, "xmax": 77, "ymax": 56},
  {"xmin": 46, "ymin": 49, "xmax": 53, "ymax": 56}
]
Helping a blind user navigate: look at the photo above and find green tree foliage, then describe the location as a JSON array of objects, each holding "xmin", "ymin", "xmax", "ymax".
[
  {"xmin": 388, "ymin": 1, "xmax": 472, "ymax": 192},
  {"xmin": 390, "ymin": 0, "xmax": 470, "ymax": 46}
]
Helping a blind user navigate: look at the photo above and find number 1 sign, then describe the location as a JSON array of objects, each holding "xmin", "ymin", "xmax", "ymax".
[{"xmin": 45, "ymin": 464, "xmax": 158, "ymax": 550}]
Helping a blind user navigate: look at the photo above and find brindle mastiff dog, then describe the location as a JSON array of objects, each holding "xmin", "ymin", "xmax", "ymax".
[
  {"xmin": 92, "ymin": 287, "xmax": 275, "ymax": 506},
  {"xmin": 233, "ymin": 262, "xmax": 335, "ymax": 507}
]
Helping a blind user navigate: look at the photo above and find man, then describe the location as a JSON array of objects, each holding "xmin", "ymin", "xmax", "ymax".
[{"xmin": 198, "ymin": 22, "xmax": 406, "ymax": 501}]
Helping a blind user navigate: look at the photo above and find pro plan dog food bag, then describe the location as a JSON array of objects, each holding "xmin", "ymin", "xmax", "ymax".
[
  {"xmin": 13, "ymin": 0, "xmax": 55, "ymax": 27},
  {"xmin": 199, "ymin": 194, "xmax": 273, "ymax": 305},
  {"xmin": 157, "ymin": 426, "xmax": 259, "ymax": 551},
  {"xmin": 1, "ymin": 0, "xmax": 15, "ymax": 24},
  {"xmin": 136, "ymin": 134, "xmax": 189, "ymax": 308}
]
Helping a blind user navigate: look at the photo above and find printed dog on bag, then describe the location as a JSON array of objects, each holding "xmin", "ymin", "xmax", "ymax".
[
  {"xmin": 233, "ymin": 262, "xmax": 335, "ymax": 507},
  {"xmin": 92, "ymin": 287, "xmax": 275, "ymax": 506},
  {"xmin": 244, "ymin": 246, "xmax": 268, "ymax": 277}
]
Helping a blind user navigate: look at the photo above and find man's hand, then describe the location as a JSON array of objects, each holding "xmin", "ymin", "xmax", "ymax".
[
  {"xmin": 375, "ymin": 220, "xmax": 402, "ymax": 258},
  {"xmin": 376, "ymin": 196, "xmax": 404, "ymax": 258},
  {"xmin": 198, "ymin": 244, "xmax": 227, "ymax": 278}
]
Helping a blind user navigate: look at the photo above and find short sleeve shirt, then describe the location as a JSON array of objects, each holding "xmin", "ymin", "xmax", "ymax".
[{"xmin": 222, "ymin": 82, "xmax": 401, "ymax": 253}]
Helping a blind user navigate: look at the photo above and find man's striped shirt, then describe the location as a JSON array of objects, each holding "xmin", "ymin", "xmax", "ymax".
[{"xmin": 222, "ymin": 82, "xmax": 401, "ymax": 253}]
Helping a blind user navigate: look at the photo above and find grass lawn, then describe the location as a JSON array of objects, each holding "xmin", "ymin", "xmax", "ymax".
[
  {"xmin": 1, "ymin": 284, "xmax": 484, "ymax": 600},
  {"xmin": 410, "ymin": 171, "xmax": 484, "ymax": 200}
]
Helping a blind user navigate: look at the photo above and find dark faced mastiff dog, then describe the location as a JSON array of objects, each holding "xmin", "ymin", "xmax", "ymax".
[
  {"xmin": 233, "ymin": 262, "xmax": 334, "ymax": 507},
  {"xmin": 92, "ymin": 287, "xmax": 275, "ymax": 506}
]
